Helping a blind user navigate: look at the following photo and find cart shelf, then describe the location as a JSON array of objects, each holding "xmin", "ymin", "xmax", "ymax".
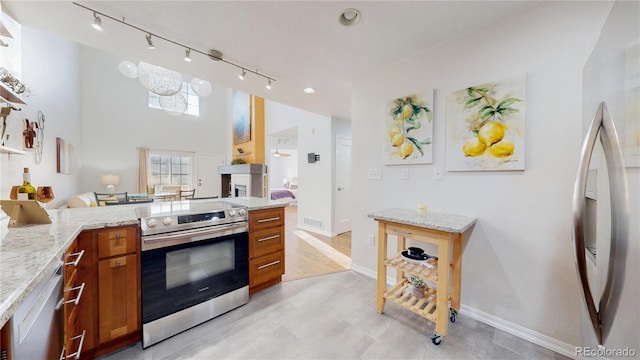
[
  {"xmin": 384, "ymin": 254, "xmax": 439, "ymax": 283},
  {"xmin": 383, "ymin": 280, "xmax": 438, "ymax": 322}
]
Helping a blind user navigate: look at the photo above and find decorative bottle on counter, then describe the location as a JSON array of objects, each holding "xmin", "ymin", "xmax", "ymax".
[{"xmin": 17, "ymin": 167, "xmax": 36, "ymax": 200}]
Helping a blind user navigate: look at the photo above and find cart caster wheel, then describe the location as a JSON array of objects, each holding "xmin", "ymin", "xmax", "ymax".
[
  {"xmin": 430, "ymin": 333, "xmax": 442, "ymax": 345},
  {"xmin": 449, "ymin": 308, "xmax": 457, "ymax": 323}
]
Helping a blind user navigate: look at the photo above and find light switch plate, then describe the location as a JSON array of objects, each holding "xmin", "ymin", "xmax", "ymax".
[{"xmin": 401, "ymin": 168, "xmax": 409, "ymax": 180}]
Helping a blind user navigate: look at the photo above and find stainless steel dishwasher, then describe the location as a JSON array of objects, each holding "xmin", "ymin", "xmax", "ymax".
[{"xmin": 9, "ymin": 261, "xmax": 64, "ymax": 360}]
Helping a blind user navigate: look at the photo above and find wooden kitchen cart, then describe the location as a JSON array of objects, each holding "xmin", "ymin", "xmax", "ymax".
[{"xmin": 368, "ymin": 209, "xmax": 475, "ymax": 345}]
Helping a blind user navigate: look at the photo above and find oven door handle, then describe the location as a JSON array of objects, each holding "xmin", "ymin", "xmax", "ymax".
[{"xmin": 142, "ymin": 222, "xmax": 248, "ymax": 247}]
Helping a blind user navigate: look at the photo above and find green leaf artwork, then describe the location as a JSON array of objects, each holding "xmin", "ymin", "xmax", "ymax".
[
  {"xmin": 446, "ymin": 76, "xmax": 526, "ymax": 171},
  {"xmin": 385, "ymin": 92, "xmax": 434, "ymax": 165}
]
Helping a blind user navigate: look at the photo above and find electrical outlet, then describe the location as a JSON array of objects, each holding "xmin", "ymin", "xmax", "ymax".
[
  {"xmin": 401, "ymin": 168, "xmax": 409, "ymax": 180},
  {"xmin": 433, "ymin": 167, "xmax": 443, "ymax": 180},
  {"xmin": 368, "ymin": 234, "xmax": 376, "ymax": 245},
  {"xmin": 367, "ymin": 168, "xmax": 382, "ymax": 180}
]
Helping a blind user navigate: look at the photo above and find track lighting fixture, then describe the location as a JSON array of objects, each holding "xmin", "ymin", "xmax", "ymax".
[
  {"xmin": 266, "ymin": 79, "xmax": 272, "ymax": 90},
  {"xmin": 73, "ymin": 2, "xmax": 276, "ymax": 85},
  {"xmin": 145, "ymin": 34, "xmax": 155, "ymax": 49},
  {"xmin": 91, "ymin": 12, "xmax": 102, "ymax": 31}
]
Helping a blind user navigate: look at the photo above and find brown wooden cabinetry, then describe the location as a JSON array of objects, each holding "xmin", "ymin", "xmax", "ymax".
[
  {"xmin": 74, "ymin": 225, "xmax": 140, "ymax": 359},
  {"xmin": 248, "ymin": 207, "xmax": 285, "ymax": 294}
]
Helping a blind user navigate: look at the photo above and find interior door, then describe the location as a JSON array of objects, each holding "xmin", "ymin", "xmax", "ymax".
[
  {"xmin": 196, "ymin": 154, "xmax": 225, "ymax": 198},
  {"xmin": 334, "ymin": 137, "xmax": 351, "ymax": 235}
]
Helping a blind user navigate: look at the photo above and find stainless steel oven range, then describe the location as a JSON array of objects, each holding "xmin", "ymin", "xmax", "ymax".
[{"xmin": 136, "ymin": 200, "xmax": 249, "ymax": 348}]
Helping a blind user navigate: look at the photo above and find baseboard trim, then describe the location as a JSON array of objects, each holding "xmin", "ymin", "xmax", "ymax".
[
  {"xmin": 351, "ymin": 264, "xmax": 377, "ymax": 279},
  {"xmin": 296, "ymin": 224, "xmax": 333, "ymax": 237},
  {"xmin": 459, "ymin": 305, "xmax": 576, "ymax": 358},
  {"xmin": 350, "ymin": 266, "xmax": 576, "ymax": 358}
]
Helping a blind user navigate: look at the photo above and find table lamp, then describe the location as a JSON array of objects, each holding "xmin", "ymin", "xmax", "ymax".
[{"xmin": 101, "ymin": 174, "xmax": 120, "ymax": 193}]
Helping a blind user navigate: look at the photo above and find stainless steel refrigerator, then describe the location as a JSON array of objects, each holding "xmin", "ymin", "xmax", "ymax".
[{"xmin": 573, "ymin": 1, "xmax": 639, "ymax": 359}]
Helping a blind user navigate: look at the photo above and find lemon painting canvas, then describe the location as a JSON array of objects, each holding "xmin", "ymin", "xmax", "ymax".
[
  {"xmin": 384, "ymin": 92, "xmax": 434, "ymax": 165},
  {"xmin": 446, "ymin": 76, "xmax": 526, "ymax": 171}
]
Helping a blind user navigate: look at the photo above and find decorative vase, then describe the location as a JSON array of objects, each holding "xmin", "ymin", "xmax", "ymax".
[{"xmin": 409, "ymin": 285, "xmax": 425, "ymax": 298}]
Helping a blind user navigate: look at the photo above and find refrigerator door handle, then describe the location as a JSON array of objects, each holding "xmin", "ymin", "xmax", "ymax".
[
  {"xmin": 572, "ymin": 102, "xmax": 604, "ymax": 345},
  {"xmin": 572, "ymin": 102, "xmax": 630, "ymax": 346},
  {"xmin": 597, "ymin": 103, "xmax": 630, "ymax": 344}
]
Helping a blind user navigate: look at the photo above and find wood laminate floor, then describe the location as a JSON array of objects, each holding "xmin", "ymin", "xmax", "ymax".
[{"xmin": 282, "ymin": 205, "xmax": 351, "ymax": 282}]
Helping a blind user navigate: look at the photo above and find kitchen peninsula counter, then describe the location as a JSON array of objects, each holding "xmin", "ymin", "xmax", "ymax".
[
  {"xmin": 0, "ymin": 197, "xmax": 287, "ymax": 328},
  {"xmin": 0, "ymin": 205, "xmax": 139, "ymax": 328}
]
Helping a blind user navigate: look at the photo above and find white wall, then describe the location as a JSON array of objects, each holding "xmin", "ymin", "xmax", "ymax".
[
  {"xmin": 351, "ymin": 1, "xmax": 611, "ymax": 347},
  {"xmin": 0, "ymin": 26, "xmax": 81, "ymax": 209},
  {"xmin": 78, "ymin": 46, "xmax": 229, "ymax": 194},
  {"xmin": 265, "ymin": 100, "xmax": 333, "ymax": 236}
]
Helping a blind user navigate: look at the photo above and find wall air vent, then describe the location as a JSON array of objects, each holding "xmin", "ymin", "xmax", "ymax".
[{"xmin": 303, "ymin": 217, "xmax": 323, "ymax": 229}]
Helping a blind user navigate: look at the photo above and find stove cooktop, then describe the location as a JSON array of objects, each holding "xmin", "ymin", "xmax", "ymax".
[{"xmin": 136, "ymin": 200, "xmax": 248, "ymax": 236}]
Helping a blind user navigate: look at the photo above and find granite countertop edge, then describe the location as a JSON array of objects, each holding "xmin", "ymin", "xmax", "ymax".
[{"xmin": 367, "ymin": 208, "xmax": 476, "ymax": 234}]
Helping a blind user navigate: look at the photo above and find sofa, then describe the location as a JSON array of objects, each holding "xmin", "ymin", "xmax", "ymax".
[{"xmin": 64, "ymin": 191, "xmax": 99, "ymax": 208}]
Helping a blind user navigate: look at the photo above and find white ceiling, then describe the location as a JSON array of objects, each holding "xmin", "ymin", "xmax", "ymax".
[{"xmin": 3, "ymin": 1, "xmax": 535, "ymax": 121}]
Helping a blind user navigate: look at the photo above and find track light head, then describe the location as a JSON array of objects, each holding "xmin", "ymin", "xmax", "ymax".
[
  {"xmin": 238, "ymin": 69, "xmax": 246, "ymax": 80},
  {"xmin": 184, "ymin": 48, "xmax": 192, "ymax": 62},
  {"xmin": 91, "ymin": 12, "xmax": 103, "ymax": 31},
  {"xmin": 145, "ymin": 34, "xmax": 155, "ymax": 49},
  {"xmin": 266, "ymin": 79, "xmax": 272, "ymax": 90}
]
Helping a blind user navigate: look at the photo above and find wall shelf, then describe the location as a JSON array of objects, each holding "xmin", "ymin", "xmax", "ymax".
[
  {"xmin": 0, "ymin": 82, "xmax": 27, "ymax": 105},
  {"xmin": 0, "ymin": 146, "xmax": 28, "ymax": 155}
]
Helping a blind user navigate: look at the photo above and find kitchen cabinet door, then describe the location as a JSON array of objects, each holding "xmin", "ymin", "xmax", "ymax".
[{"xmin": 97, "ymin": 254, "xmax": 139, "ymax": 344}]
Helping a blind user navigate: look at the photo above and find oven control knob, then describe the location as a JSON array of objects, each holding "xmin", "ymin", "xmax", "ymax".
[
  {"xmin": 163, "ymin": 217, "xmax": 172, "ymax": 226},
  {"xmin": 147, "ymin": 218, "xmax": 157, "ymax": 227},
  {"xmin": 238, "ymin": 208, "xmax": 246, "ymax": 216},
  {"xmin": 228, "ymin": 210, "xmax": 236, "ymax": 217}
]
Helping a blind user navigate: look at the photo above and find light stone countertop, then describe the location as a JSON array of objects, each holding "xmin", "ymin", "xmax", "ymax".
[
  {"xmin": 225, "ymin": 196, "xmax": 290, "ymax": 211},
  {"xmin": 368, "ymin": 208, "xmax": 476, "ymax": 233},
  {"xmin": 0, "ymin": 197, "xmax": 287, "ymax": 328}
]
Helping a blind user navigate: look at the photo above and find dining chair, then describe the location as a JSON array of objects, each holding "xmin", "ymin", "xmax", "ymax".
[
  {"xmin": 94, "ymin": 192, "xmax": 128, "ymax": 206},
  {"xmin": 180, "ymin": 189, "xmax": 196, "ymax": 200}
]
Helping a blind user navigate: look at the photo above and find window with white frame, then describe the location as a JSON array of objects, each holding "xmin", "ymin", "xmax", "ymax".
[
  {"xmin": 149, "ymin": 151, "xmax": 193, "ymax": 189},
  {"xmin": 148, "ymin": 82, "xmax": 200, "ymax": 116}
]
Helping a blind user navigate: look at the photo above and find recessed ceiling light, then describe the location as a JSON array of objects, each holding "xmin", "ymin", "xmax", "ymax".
[
  {"xmin": 339, "ymin": 8, "xmax": 361, "ymax": 26},
  {"xmin": 303, "ymin": 87, "xmax": 316, "ymax": 94}
]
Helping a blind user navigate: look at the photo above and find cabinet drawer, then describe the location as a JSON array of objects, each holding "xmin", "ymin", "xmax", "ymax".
[
  {"xmin": 97, "ymin": 227, "xmax": 137, "ymax": 259},
  {"xmin": 249, "ymin": 208, "xmax": 284, "ymax": 231},
  {"xmin": 249, "ymin": 227, "xmax": 284, "ymax": 258},
  {"xmin": 249, "ymin": 251, "xmax": 284, "ymax": 287}
]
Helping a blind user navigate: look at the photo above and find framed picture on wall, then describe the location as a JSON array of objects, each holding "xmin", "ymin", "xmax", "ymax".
[
  {"xmin": 233, "ymin": 90, "xmax": 251, "ymax": 145},
  {"xmin": 383, "ymin": 91, "xmax": 434, "ymax": 165},
  {"xmin": 56, "ymin": 137, "xmax": 73, "ymax": 174},
  {"xmin": 445, "ymin": 75, "xmax": 526, "ymax": 171}
]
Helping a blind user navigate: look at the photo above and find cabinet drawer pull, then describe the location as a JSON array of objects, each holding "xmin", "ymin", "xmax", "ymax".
[
  {"xmin": 115, "ymin": 232, "xmax": 121, "ymax": 238},
  {"xmin": 64, "ymin": 250, "xmax": 85, "ymax": 268},
  {"xmin": 257, "ymin": 217, "xmax": 280, "ymax": 223},
  {"xmin": 257, "ymin": 234, "xmax": 280, "ymax": 242},
  {"xmin": 394, "ymin": 230, "xmax": 412, "ymax": 236},
  {"xmin": 65, "ymin": 329, "xmax": 86, "ymax": 360},
  {"xmin": 257, "ymin": 260, "xmax": 281, "ymax": 270},
  {"xmin": 65, "ymin": 283, "xmax": 85, "ymax": 306}
]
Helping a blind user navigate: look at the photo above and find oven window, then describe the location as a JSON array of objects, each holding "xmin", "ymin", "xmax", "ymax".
[{"xmin": 165, "ymin": 240, "xmax": 235, "ymax": 289}]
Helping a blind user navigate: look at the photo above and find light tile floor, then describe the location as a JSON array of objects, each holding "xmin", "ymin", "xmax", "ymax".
[{"xmin": 100, "ymin": 271, "xmax": 571, "ymax": 360}]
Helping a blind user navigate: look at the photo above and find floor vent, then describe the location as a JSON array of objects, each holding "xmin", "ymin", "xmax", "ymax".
[{"xmin": 303, "ymin": 217, "xmax": 323, "ymax": 229}]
